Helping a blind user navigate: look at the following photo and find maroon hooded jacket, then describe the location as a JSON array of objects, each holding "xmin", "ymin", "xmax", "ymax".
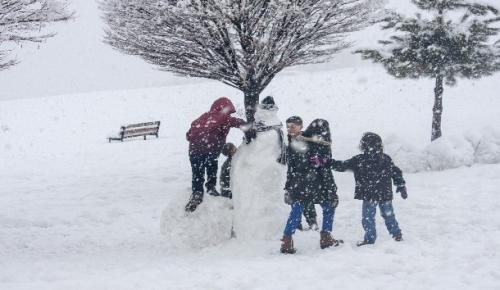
[{"xmin": 186, "ymin": 97, "xmax": 246, "ymax": 155}]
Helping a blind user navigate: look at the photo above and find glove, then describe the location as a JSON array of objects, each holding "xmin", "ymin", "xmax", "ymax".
[
  {"xmin": 284, "ymin": 190, "xmax": 293, "ymax": 205},
  {"xmin": 310, "ymin": 155, "xmax": 329, "ymax": 168},
  {"xmin": 396, "ymin": 186, "xmax": 408, "ymax": 199},
  {"xmin": 244, "ymin": 128, "xmax": 256, "ymax": 144}
]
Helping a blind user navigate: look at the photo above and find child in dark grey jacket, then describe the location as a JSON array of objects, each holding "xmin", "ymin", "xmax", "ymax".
[
  {"xmin": 220, "ymin": 143, "xmax": 237, "ymax": 199},
  {"xmin": 313, "ymin": 132, "xmax": 408, "ymax": 246}
]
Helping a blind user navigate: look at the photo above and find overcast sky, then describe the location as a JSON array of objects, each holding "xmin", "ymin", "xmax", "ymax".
[{"xmin": 0, "ymin": 0, "xmax": 190, "ymax": 101}]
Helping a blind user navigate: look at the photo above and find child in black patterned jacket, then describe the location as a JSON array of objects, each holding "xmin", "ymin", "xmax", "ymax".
[{"xmin": 312, "ymin": 132, "xmax": 407, "ymax": 246}]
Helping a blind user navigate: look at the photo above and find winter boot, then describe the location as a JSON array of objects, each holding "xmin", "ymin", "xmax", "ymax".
[
  {"xmin": 207, "ymin": 188, "xmax": 220, "ymax": 197},
  {"xmin": 185, "ymin": 194, "xmax": 203, "ymax": 212},
  {"xmin": 356, "ymin": 240, "xmax": 374, "ymax": 247},
  {"xmin": 393, "ymin": 234, "xmax": 403, "ymax": 242},
  {"xmin": 320, "ymin": 231, "xmax": 342, "ymax": 249},
  {"xmin": 280, "ymin": 235, "xmax": 296, "ymax": 254},
  {"xmin": 308, "ymin": 222, "xmax": 319, "ymax": 231},
  {"xmin": 300, "ymin": 222, "xmax": 319, "ymax": 231}
]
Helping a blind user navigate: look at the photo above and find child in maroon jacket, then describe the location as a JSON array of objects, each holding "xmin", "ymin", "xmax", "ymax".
[{"xmin": 185, "ymin": 97, "xmax": 246, "ymax": 212}]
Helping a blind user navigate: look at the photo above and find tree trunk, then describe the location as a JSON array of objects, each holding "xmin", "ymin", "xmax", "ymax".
[
  {"xmin": 243, "ymin": 90, "xmax": 260, "ymax": 123},
  {"xmin": 431, "ymin": 75, "xmax": 444, "ymax": 141}
]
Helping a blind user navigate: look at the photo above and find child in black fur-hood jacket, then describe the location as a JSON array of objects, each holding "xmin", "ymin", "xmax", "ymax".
[
  {"xmin": 280, "ymin": 119, "xmax": 342, "ymax": 254},
  {"xmin": 312, "ymin": 132, "xmax": 408, "ymax": 246}
]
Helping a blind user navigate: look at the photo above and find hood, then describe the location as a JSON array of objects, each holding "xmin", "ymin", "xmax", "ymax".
[
  {"xmin": 360, "ymin": 132, "xmax": 383, "ymax": 156},
  {"xmin": 303, "ymin": 119, "xmax": 332, "ymax": 143},
  {"xmin": 210, "ymin": 97, "xmax": 236, "ymax": 114}
]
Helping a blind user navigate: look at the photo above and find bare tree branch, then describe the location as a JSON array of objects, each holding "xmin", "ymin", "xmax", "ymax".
[{"xmin": 100, "ymin": 0, "xmax": 382, "ymax": 120}]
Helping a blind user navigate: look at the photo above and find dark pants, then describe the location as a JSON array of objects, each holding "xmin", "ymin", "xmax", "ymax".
[
  {"xmin": 189, "ymin": 153, "xmax": 219, "ymax": 199},
  {"xmin": 302, "ymin": 201, "xmax": 317, "ymax": 226}
]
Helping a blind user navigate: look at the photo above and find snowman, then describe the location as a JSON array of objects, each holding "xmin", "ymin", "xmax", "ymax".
[{"xmin": 231, "ymin": 96, "xmax": 289, "ymax": 241}]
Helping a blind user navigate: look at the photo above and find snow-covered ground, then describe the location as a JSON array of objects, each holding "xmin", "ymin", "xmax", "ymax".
[{"xmin": 1, "ymin": 66, "xmax": 500, "ymax": 289}]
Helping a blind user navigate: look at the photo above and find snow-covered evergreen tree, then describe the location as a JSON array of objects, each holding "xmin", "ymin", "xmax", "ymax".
[
  {"xmin": 357, "ymin": 0, "xmax": 500, "ymax": 141},
  {"xmin": 0, "ymin": 0, "xmax": 73, "ymax": 70},
  {"xmin": 100, "ymin": 0, "xmax": 382, "ymax": 121}
]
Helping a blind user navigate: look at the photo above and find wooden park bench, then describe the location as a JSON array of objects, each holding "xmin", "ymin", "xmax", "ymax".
[{"xmin": 108, "ymin": 121, "xmax": 160, "ymax": 142}]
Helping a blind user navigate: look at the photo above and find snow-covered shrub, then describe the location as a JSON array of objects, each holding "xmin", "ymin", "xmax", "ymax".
[
  {"xmin": 385, "ymin": 128, "xmax": 500, "ymax": 172},
  {"xmin": 467, "ymin": 128, "xmax": 500, "ymax": 164},
  {"xmin": 423, "ymin": 136, "xmax": 475, "ymax": 171},
  {"xmin": 384, "ymin": 135, "xmax": 428, "ymax": 173}
]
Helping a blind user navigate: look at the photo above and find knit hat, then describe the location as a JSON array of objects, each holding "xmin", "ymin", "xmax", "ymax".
[
  {"xmin": 286, "ymin": 116, "xmax": 303, "ymax": 125},
  {"xmin": 260, "ymin": 96, "xmax": 277, "ymax": 110},
  {"xmin": 222, "ymin": 143, "xmax": 237, "ymax": 157}
]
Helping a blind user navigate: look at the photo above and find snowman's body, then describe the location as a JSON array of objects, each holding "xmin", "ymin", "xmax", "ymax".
[{"xmin": 231, "ymin": 106, "xmax": 288, "ymax": 240}]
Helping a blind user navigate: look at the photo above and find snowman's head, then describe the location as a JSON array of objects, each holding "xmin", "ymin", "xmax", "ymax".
[{"xmin": 259, "ymin": 96, "xmax": 278, "ymax": 111}]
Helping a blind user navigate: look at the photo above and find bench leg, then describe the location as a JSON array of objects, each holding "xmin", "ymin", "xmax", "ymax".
[{"xmin": 144, "ymin": 135, "xmax": 147, "ymax": 140}]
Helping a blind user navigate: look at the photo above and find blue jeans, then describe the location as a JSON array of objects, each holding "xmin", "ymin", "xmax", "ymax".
[
  {"xmin": 362, "ymin": 200, "xmax": 401, "ymax": 243},
  {"xmin": 284, "ymin": 201, "xmax": 335, "ymax": 236}
]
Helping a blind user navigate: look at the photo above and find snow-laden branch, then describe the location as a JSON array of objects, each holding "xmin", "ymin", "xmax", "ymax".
[
  {"xmin": 100, "ymin": 0, "xmax": 382, "ymax": 100},
  {"xmin": 0, "ymin": 0, "xmax": 73, "ymax": 70}
]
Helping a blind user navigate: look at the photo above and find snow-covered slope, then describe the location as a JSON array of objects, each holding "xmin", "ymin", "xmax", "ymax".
[{"xmin": 1, "ymin": 66, "xmax": 500, "ymax": 289}]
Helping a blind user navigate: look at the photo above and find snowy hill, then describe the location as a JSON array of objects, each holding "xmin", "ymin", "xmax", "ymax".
[{"xmin": 1, "ymin": 66, "xmax": 500, "ymax": 289}]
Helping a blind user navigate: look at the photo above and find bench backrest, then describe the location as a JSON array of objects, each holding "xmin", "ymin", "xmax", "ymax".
[{"xmin": 121, "ymin": 121, "xmax": 160, "ymax": 138}]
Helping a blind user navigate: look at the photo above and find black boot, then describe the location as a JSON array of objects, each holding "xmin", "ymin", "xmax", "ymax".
[
  {"xmin": 185, "ymin": 194, "xmax": 203, "ymax": 212},
  {"xmin": 307, "ymin": 222, "xmax": 319, "ymax": 231},
  {"xmin": 207, "ymin": 188, "xmax": 220, "ymax": 197},
  {"xmin": 356, "ymin": 240, "xmax": 374, "ymax": 247},
  {"xmin": 393, "ymin": 234, "xmax": 403, "ymax": 242}
]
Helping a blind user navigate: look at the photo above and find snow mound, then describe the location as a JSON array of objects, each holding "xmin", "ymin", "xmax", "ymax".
[
  {"xmin": 465, "ymin": 128, "xmax": 500, "ymax": 164},
  {"xmin": 385, "ymin": 127, "xmax": 500, "ymax": 172},
  {"xmin": 161, "ymin": 194, "xmax": 233, "ymax": 249}
]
